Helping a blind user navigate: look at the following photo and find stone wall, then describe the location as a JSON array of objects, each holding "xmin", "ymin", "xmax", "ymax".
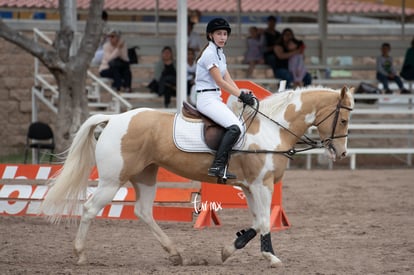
[{"xmin": 0, "ymin": 38, "xmax": 55, "ymax": 157}]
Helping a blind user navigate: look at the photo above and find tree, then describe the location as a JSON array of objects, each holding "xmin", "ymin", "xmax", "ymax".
[{"xmin": 0, "ymin": 0, "xmax": 105, "ymax": 153}]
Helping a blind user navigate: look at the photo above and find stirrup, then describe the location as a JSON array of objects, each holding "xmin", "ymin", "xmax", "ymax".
[{"xmin": 208, "ymin": 165, "xmax": 237, "ymax": 180}]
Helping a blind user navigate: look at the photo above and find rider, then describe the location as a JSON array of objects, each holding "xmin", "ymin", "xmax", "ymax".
[{"xmin": 195, "ymin": 18, "xmax": 255, "ymax": 180}]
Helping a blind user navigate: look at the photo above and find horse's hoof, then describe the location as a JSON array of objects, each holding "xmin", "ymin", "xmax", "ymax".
[
  {"xmin": 270, "ymin": 260, "xmax": 283, "ymax": 268},
  {"xmin": 73, "ymin": 248, "xmax": 87, "ymax": 265},
  {"xmin": 262, "ymin": 251, "xmax": 282, "ymax": 268},
  {"xmin": 76, "ymin": 255, "xmax": 87, "ymax": 265},
  {"xmin": 221, "ymin": 245, "xmax": 236, "ymax": 263},
  {"xmin": 169, "ymin": 254, "xmax": 183, "ymax": 266}
]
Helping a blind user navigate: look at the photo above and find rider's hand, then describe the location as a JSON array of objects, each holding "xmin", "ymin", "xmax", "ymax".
[{"xmin": 239, "ymin": 91, "xmax": 255, "ymax": 106}]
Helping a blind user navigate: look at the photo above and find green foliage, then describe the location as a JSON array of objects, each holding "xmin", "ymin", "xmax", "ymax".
[{"xmin": 0, "ymin": 153, "xmax": 26, "ymax": 164}]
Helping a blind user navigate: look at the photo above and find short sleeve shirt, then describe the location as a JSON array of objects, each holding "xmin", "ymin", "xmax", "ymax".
[{"xmin": 195, "ymin": 41, "xmax": 227, "ymax": 91}]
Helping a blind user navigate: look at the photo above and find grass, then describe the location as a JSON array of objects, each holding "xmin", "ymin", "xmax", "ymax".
[
  {"xmin": 0, "ymin": 152, "xmax": 26, "ymax": 164},
  {"xmin": 0, "ymin": 151, "xmax": 55, "ymax": 164}
]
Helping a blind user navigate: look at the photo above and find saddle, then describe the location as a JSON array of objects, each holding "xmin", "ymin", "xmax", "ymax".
[{"xmin": 181, "ymin": 102, "xmax": 225, "ymax": 150}]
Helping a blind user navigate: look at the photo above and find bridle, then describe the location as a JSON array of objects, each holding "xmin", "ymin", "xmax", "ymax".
[
  {"xmin": 234, "ymin": 97, "xmax": 353, "ymax": 159},
  {"xmin": 314, "ymin": 100, "xmax": 353, "ymax": 147}
]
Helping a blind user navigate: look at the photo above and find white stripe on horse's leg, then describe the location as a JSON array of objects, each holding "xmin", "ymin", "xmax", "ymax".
[
  {"xmin": 74, "ymin": 182, "xmax": 120, "ymax": 265},
  {"xmin": 133, "ymin": 182, "xmax": 183, "ymax": 266}
]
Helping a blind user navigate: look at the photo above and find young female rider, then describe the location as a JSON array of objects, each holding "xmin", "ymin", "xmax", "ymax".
[{"xmin": 195, "ymin": 18, "xmax": 255, "ymax": 180}]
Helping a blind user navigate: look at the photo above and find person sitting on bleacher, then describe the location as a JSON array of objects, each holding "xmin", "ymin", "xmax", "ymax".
[
  {"xmin": 99, "ymin": 29, "xmax": 132, "ymax": 93},
  {"xmin": 152, "ymin": 46, "xmax": 177, "ymax": 108},
  {"xmin": 243, "ymin": 26, "xmax": 264, "ymax": 78},
  {"xmin": 376, "ymin": 42, "xmax": 410, "ymax": 94},
  {"xmin": 91, "ymin": 10, "xmax": 109, "ymax": 66},
  {"xmin": 260, "ymin": 15, "xmax": 281, "ymax": 81},
  {"xmin": 187, "ymin": 18, "xmax": 202, "ymax": 56},
  {"xmin": 400, "ymin": 37, "xmax": 414, "ymax": 84},
  {"xmin": 274, "ymin": 28, "xmax": 312, "ymax": 89},
  {"xmin": 287, "ymin": 38, "xmax": 310, "ymax": 88}
]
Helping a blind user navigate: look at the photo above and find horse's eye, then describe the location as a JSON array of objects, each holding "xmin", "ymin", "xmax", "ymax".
[{"xmin": 341, "ymin": 119, "xmax": 348, "ymax": 125}]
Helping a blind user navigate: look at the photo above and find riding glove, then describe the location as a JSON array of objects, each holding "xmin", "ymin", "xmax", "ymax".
[{"xmin": 239, "ymin": 91, "xmax": 255, "ymax": 106}]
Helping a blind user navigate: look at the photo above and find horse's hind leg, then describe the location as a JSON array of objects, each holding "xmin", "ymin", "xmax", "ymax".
[
  {"xmin": 132, "ymin": 166, "xmax": 183, "ymax": 265},
  {"xmin": 74, "ymin": 179, "xmax": 120, "ymax": 265}
]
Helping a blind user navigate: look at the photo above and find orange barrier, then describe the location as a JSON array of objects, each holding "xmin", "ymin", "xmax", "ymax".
[
  {"xmin": 194, "ymin": 182, "xmax": 290, "ymax": 232},
  {"xmin": 0, "ymin": 164, "xmax": 289, "ymax": 231},
  {"xmin": 0, "ymin": 164, "xmax": 198, "ymax": 222},
  {"xmin": 222, "ymin": 79, "xmax": 273, "ymax": 102}
]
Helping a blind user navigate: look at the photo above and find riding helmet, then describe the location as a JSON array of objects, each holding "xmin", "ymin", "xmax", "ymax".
[{"xmin": 206, "ymin": 18, "xmax": 231, "ymax": 40}]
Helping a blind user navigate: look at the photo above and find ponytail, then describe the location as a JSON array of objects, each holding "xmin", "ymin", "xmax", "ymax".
[{"xmin": 196, "ymin": 43, "xmax": 209, "ymax": 62}]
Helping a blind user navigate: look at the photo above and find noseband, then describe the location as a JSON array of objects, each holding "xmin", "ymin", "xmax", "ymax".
[{"xmin": 234, "ymin": 97, "xmax": 353, "ymax": 158}]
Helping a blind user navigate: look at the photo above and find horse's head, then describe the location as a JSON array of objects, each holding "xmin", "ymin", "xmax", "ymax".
[{"xmin": 314, "ymin": 86, "xmax": 354, "ymax": 161}]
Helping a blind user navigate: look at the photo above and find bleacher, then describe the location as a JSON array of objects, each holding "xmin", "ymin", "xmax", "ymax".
[
  {"xmin": 118, "ymin": 34, "xmax": 412, "ymax": 92},
  {"xmin": 30, "ymin": 23, "xmax": 414, "ymax": 169}
]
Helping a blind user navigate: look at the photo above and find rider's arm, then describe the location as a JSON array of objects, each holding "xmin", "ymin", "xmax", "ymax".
[
  {"xmin": 274, "ymin": 44, "xmax": 300, "ymax": 60},
  {"xmin": 209, "ymin": 66, "xmax": 241, "ymax": 97}
]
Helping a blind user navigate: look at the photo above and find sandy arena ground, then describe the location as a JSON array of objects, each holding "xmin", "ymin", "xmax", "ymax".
[{"xmin": 1, "ymin": 169, "xmax": 413, "ymax": 275}]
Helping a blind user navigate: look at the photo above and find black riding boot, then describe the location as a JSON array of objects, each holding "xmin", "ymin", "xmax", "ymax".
[{"xmin": 208, "ymin": 125, "xmax": 241, "ymax": 179}]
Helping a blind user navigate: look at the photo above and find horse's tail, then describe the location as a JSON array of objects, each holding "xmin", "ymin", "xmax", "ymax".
[{"xmin": 41, "ymin": 114, "xmax": 112, "ymax": 224}]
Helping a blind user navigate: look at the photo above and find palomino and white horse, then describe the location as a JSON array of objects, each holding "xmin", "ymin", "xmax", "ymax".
[{"xmin": 41, "ymin": 86, "xmax": 354, "ymax": 267}]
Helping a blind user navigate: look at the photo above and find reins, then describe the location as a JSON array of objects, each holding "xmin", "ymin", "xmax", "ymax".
[{"xmin": 234, "ymin": 96, "xmax": 353, "ymax": 159}]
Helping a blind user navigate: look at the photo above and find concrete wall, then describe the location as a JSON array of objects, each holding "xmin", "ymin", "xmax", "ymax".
[{"xmin": 0, "ymin": 37, "xmax": 54, "ymax": 157}]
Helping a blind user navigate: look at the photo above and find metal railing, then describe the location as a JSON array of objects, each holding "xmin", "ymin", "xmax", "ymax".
[{"xmin": 32, "ymin": 28, "xmax": 132, "ymax": 118}]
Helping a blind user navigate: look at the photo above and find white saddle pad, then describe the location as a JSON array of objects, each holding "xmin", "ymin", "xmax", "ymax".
[{"xmin": 173, "ymin": 113, "xmax": 245, "ymax": 153}]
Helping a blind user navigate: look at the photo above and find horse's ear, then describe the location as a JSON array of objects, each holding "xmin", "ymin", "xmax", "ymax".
[
  {"xmin": 340, "ymin": 86, "xmax": 347, "ymax": 99},
  {"xmin": 340, "ymin": 86, "xmax": 354, "ymax": 98}
]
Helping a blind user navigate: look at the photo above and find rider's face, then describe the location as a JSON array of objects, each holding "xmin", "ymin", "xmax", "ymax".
[{"xmin": 210, "ymin": 30, "xmax": 228, "ymax": 47}]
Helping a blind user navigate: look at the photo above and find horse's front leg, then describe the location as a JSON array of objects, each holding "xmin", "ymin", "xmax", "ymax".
[{"xmin": 222, "ymin": 182, "xmax": 282, "ymax": 267}]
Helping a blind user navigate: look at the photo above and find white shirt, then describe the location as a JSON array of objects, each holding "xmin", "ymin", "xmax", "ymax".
[{"xmin": 195, "ymin": 41, "xmax": 227, "ymax": 91}]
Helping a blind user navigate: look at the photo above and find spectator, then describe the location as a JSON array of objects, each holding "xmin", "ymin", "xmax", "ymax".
[
  {"xmin": 99, "ymin": 29, "xmax": 132, "ymax": 93},
  {"xmin": 287, "ymin": 38, "xmax": 310, "ymax": 88},
  {"xmin": 91, "ymin": 10, "xmax": 110, "ymax": 66},
  {"xmin": 376, "ymin": 42, "xmax": 410, "ymax": 94},
  {"xmin": 400, "ymin": 37, "xmax": 414, "ymax": 82},
  {"xmin": 260, "ymin": 15, "xmax": 281, "ymax": 80},
  {"xmin": 274, "ymin": 28, "xmax": 312, "ymax": 89},
  {"xmin": 153, "ymin": 46, "xmax": 177, "ymax": 108},
  {"xmin": 187, "ymin": 47, "xmax": 196, "ymax": 96},
  {"xmin": 243, "ymin": 26, "xmax": 264, "ymax": 78},
  {"xmin": 188, "ymin": 18, "xmax": 202, "ymax": 56}
]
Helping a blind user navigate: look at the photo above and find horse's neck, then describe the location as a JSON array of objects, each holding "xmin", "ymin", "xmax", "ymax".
[{"xmin": 251, "ymin": 91, "xmax": 321, "ymax": 149}]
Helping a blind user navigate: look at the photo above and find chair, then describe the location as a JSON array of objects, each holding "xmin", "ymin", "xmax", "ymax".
[{"xmin": 24, "ymin": 122, "xmax": 55, "ymax": 164}]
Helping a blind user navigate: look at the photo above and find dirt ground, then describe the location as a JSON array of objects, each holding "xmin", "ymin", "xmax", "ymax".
[{"xmin": 1, "ymin": 169, "xmax": 413, "ymax": 275}]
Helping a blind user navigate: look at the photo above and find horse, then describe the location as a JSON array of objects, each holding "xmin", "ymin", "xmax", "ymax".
[{"xmin": 40, "ymin": 86, "xmax": 354, "ymax": 268}]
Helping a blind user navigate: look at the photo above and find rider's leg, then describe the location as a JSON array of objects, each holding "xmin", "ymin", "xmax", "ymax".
[{"xmin": 208, "ymin": 124, "xmax": 241, "ymax": 179}]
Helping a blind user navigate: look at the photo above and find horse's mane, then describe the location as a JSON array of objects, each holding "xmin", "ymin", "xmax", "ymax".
[
  {"xmin": 229, "ymin": 86, "xmax": 340, "ymax": 118},
  {"xmin": 257, "ymin": 86, "xmax": 338, "ymax": 117}
]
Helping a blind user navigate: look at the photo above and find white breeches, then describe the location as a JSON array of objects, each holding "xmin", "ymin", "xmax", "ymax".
[{"xmin": 196, "ymin": 91, "xmax": 242, "ymax": 131}]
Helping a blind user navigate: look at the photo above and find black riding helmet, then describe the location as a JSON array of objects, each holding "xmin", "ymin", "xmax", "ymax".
[{"xmin": 206, "ymin": 18, "xmax": 231, "ymax": 41}]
